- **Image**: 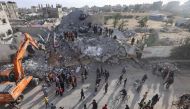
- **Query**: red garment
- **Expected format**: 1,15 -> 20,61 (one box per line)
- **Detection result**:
59,88 -> 64,93
102,106 -> 107,109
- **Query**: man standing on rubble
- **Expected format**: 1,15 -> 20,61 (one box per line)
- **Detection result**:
96,68 -> 100,78
100,27 -> 103,35
118,74 -> 123,84
105,27 -> 108,36
131,37 -> 135,45
84,68 -> 88,79
110,29 -> 114,37
122,67 -> 126,74
100,66 -> 103,76
124,77 -> 127,87
73,30 -> 78,39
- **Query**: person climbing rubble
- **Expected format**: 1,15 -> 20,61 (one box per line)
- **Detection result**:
131,37 -> 135,45
124,77 -> 127,87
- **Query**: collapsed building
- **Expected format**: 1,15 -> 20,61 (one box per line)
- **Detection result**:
0,10 -> 148,78
53,10 -> 142,64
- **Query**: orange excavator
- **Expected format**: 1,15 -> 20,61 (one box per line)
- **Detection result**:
0,33 -> 39,105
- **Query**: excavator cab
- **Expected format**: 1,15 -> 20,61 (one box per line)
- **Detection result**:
0,33 -> 39,105
0,69 -> 15,83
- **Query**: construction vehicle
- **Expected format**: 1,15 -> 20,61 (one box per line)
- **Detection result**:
0,33 -> 39,105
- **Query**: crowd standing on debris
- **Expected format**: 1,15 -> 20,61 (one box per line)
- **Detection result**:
61,22 -> 115,43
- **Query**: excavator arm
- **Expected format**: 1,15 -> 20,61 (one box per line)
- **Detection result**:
13,33 -> 38,82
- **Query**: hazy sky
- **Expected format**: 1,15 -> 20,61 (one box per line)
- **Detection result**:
2,0 -> 188,8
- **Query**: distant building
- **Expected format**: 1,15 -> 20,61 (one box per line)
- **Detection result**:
101,5 -> 112,12
40,4 -> 63,18
0,1 -> 19,19
141,4 -> 152,12
112,4 -> 123,12
0,11 -> 13,44
31,6 -> 38,13
164,1 -> 180,13
152,1 -> 163,10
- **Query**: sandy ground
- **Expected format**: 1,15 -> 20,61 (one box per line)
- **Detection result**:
0,60 -> 187,109
106,18 -> 165,30
142,46 -> 174,58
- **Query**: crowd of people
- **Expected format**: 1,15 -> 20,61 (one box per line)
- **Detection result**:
42,67 -> 86,109
39,63 -> 173,109
64,31 -> 78,41
152,63 -> 175,89
41,66 -> 112,109
138,92 -> 160,109
94,67 -> 110,94
92,24 -> 114,37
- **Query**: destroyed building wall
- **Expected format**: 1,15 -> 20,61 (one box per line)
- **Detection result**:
41,5 -> 63,18
60,10 -> 103,29
0,10 -> 13,44
0,1 -> 19,19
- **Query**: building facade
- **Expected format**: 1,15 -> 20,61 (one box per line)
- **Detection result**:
31,6 -> 39,13
0,11 -> 13,44
0,1 -> 19,19
40,4 -> 63,18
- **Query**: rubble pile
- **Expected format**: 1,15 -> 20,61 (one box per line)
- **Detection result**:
58,10 -> 103,32
60,10 -> 85,28
55,40 -> 79,64
123,29 -> 137,38
0,59 -> 49,79
72,37 -> 126,62
53,10 -> 141,64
